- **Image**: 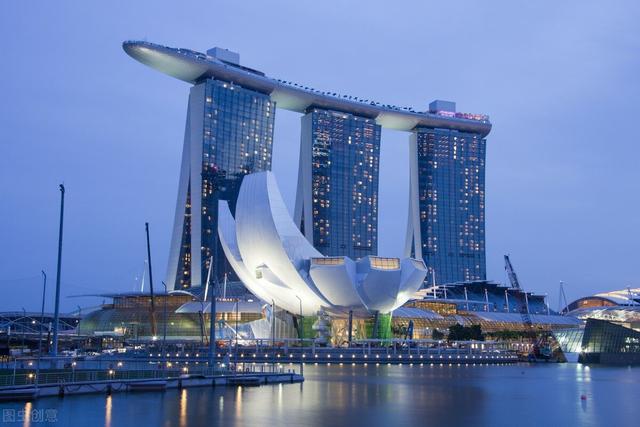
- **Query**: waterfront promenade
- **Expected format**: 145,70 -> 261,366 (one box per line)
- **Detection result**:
0,339 -> 516,400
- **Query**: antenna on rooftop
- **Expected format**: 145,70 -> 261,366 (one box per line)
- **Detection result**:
558,281 -> 569,313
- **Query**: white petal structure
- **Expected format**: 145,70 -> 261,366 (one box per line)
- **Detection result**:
218,171 -> 428,316
309,257 -> 361,308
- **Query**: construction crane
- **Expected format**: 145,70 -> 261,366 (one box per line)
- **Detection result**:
504,255 -> 532,326
504,255 -> 521,289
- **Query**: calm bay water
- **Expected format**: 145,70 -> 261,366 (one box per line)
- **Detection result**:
1,364 -> 638,426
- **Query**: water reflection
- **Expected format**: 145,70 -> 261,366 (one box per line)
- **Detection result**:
105,395 -> 112,427
16,365 -> 640,427
575,364 -> 593,425
235,386 -> 242,418
179,389 -> 187,427
277,383 -> 283,413
22,401 -> 31,427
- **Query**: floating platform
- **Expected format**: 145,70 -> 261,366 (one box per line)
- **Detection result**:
226,376 -> 262,387
128,380 -> 167,392
0,373 -> 304,401
0,388 -> 38,401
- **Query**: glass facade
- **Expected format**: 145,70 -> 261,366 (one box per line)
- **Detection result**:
176,79 -> 275,289
370,257 -> 400,270
415,128 -> 486,284
176,184 -> 192,288
78,294 -> 263,339
581,319 -> 640,354
555,319 -> 640,363
306,108 -> 381,259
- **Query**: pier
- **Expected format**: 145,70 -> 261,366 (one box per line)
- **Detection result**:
0,361 -> 303,401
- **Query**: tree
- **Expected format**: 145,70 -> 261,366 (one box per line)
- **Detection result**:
448,323 -> 466,341
432,329 -> 445,340
469,325 -> 484,341
447,323 -> 484,341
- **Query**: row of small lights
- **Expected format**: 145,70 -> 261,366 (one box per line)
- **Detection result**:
23,359 -> 509,382
20,349 -> 513,376
24,351 -> 513,369
234,362 -> 510,367
231,353 -> 513,360
146,353 -> 515,362
22,352 -> 514,381
149,353 -> 200,358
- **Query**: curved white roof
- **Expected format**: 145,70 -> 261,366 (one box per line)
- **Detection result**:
218,171 -> 427,315
234,171 -> 331,314
569,306 -> 640,323
594,288 -> 640,305
123,41 -> 491,135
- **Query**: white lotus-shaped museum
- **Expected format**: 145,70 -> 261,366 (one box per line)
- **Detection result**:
218,171 -> 427,316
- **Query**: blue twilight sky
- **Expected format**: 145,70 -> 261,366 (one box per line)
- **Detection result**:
1,1 -> 639,313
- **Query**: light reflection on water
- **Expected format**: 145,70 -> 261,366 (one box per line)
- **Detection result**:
22,401 -> 31,427
1,364 -> 639,427
179,389 -> 187,427
234,386 -> 242,419
105,395 -> 112,427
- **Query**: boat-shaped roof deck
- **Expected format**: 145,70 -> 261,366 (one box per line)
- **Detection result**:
123,40 -> 491,136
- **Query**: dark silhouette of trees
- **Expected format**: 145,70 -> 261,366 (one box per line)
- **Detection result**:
447,323 -> 484,341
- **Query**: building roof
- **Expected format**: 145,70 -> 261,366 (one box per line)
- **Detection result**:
0,312 -> 80,319
69,291 -> 170,298
568,306 -> 640,323
122,41 -> 491,136
175,300 -> 265,314
392,307 -> 444,320
593,288 -> 640,305
565,288 -> 640,313
468,311 -> 581,326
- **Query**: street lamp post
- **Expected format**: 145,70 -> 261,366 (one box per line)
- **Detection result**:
145,223 -> 157,338
161,281 -> 168,372
347,310 -> 353,348
51,184 -> 65,357
76,305 -> 81,337
36,271 -> 47,388
234,298 -> 239,370
21,308 -> 26,351
271,299 -> 276,372
206,256 -> 217,372
295,295 -> 303,376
